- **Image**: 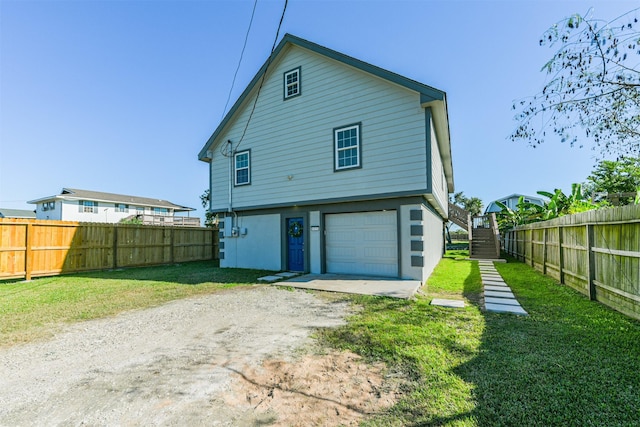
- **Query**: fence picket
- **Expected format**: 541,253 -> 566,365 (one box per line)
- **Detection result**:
502,205 -> 640,320
0,219 -> 218,280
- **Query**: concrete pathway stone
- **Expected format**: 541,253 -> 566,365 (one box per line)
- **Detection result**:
484,290 -> 516,299
477,261 -> 528,316
431,298 -> 465,308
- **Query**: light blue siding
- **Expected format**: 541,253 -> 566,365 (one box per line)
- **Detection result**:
209,45 -> 430,211
429,119 -> 448,216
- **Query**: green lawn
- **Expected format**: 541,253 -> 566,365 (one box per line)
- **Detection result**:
3,255 -> 640,425
0,261 -> 273,347
320,251 -> 640,426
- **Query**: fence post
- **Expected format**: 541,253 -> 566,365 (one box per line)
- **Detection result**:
586,224 -> 596,300
112,225 -> 118,270
542,227 -> 548,275
558,226 -> 564,284
170,227 -> 175,264
25,222 -> 33,281
530,229 -> 535,268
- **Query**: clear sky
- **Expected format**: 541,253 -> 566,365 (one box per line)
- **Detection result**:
1,0 -> 637,220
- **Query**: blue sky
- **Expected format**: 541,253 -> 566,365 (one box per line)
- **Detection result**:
1,0 -> 637,220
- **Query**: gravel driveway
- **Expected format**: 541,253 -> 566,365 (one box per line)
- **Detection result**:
0,286 -> 352,426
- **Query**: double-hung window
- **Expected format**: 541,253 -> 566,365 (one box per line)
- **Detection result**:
284,67 -> 301,99
79,200 -> 98,213
116,203 -> 128,213
334,123 -> 361,171
234,150 -> 251,186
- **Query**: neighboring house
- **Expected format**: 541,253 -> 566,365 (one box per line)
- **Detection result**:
0,208 -> 36,219
485,194 -> 545,214
198,34 -> 454,281
28,188 -> 199,226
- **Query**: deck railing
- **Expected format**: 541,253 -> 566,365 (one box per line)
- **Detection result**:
137,215 -> 201,227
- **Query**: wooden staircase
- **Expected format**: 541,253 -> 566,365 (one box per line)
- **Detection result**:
448,203 -> 501,259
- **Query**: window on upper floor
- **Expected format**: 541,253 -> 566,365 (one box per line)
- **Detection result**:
42,201 -> 55,211
154,207 -> 169,216
334,123 -> 361,171
79,200 -> 98,213
116,203 -> 129,213
234,150 -> 251,186
284,67 -> 301,99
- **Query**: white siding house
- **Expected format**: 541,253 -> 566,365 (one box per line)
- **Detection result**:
199,34 -> 454,282
28,188 -> 198,225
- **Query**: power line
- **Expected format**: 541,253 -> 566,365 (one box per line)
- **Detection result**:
224,0 -> 288,157
220,0 -> 258,122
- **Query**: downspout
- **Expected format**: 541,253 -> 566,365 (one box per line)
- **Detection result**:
226,140 -> 238,232
228,140 -> 233,214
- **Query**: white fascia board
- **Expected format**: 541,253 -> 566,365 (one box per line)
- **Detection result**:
421,99 -> 454,193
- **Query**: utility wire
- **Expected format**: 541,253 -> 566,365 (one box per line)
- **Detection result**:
225,0 -> 288,157
220,0 -> 258,122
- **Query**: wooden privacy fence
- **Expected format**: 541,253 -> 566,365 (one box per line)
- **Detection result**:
502,204 -> 640,320
0,219 -> 219,281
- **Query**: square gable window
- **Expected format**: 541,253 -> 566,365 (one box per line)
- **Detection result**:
284,67 -> 301,99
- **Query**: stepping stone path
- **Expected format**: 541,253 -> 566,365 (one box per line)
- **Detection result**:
477,260 -> 528,316
257,272 -> 300,282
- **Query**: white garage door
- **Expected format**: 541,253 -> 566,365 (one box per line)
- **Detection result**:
325,211 -> 398,277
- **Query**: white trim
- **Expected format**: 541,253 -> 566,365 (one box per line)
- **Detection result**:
234,150 -> 251,186
284,68 -> 300,99
334,124 -> 361,170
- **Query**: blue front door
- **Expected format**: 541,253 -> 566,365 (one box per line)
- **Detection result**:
287,217 -> 304,271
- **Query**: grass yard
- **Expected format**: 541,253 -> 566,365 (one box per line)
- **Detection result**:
3,253 -> 640,425
0,261 -> 273,347
320,250 -> 640,426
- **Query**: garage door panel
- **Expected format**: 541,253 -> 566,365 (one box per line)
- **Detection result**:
363,246 -> 396,258
364,230 -> 395,242
362,262 -> 397,277
325,211 -> 398,277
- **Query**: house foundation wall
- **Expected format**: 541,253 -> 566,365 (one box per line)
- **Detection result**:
219,214 -> 281,271
400,204 -> 444,282
218,198 -> 445,283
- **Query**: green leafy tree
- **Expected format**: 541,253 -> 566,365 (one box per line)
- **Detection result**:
495,196 -> 545,232
511,8 -> 640,158
447,192 -> 483,244
200,189 -> 217,228
584,157 -> 640,205
496,184 -> 604,231
451,192 -> 484,216
119,217 -> 142,225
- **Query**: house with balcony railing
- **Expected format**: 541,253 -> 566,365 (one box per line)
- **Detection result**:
28,188 -> 199,226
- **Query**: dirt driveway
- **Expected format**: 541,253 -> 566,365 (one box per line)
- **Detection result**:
0,286 -> 398,426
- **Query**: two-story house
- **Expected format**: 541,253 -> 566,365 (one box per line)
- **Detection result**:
198,34 -> 454,282
28,188 -> 198,226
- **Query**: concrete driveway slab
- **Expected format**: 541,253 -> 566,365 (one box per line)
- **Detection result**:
279,274 -> 421,299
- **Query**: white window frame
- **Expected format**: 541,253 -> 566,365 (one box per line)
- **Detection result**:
116,203 -> 129,213
234,150 -> 251,186
334,123 -> 361,171
284,67 -> 301,99
80,200 -> 98,214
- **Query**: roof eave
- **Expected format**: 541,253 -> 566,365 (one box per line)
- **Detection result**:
421,97 -> 454,193
198,33 -> 452,163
